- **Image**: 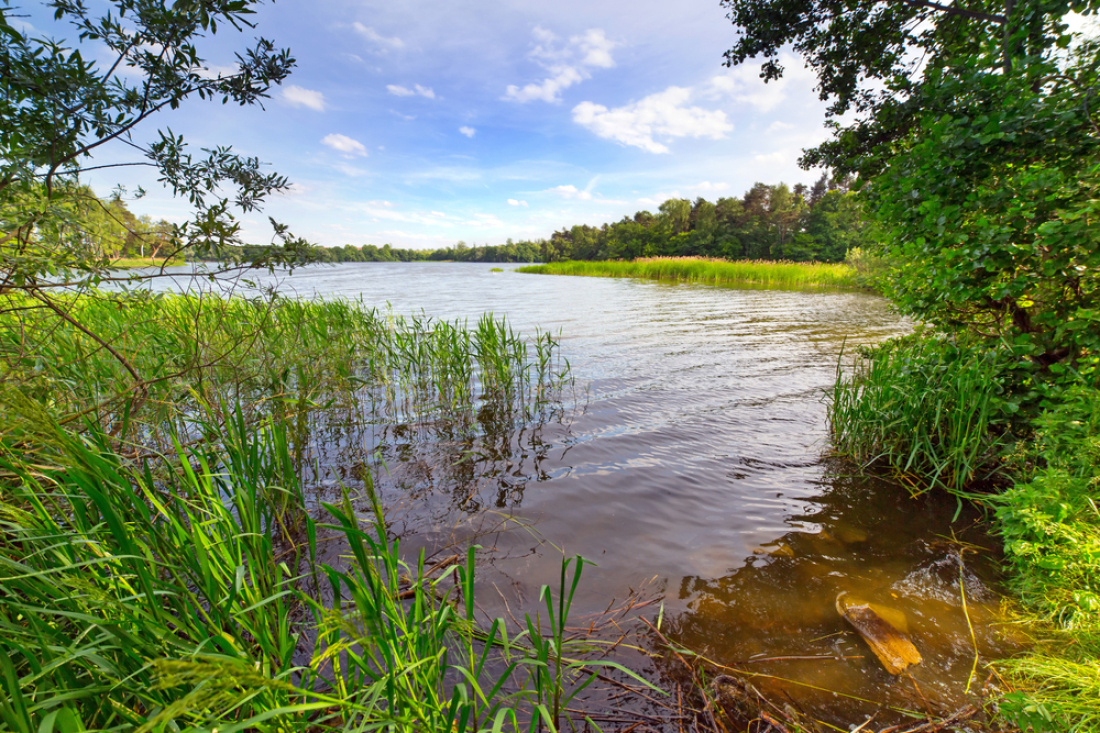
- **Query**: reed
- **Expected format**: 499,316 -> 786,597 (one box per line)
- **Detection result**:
828,333 -> 1013,494
0,409 -> 645,731
0,288 -> 626,731
517,257 -> 861,290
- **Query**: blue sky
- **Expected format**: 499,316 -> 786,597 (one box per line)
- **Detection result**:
37,0 -> 839,249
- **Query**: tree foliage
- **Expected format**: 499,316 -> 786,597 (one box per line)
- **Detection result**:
725,0 -> 1100,374
0,0 -> 315,404
0,0 -> 313,293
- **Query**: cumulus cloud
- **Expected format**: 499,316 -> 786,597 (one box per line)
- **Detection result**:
387,83 -> 435,99
459,126 -> 476,138
572,87 -> 732,154
353,23 -> 404,50
507,198 -> 529,207
548,184 -> 592,201
705,54 -> 815,113
282,85 -> 326,111
504,27 -> 617,104
322,133 -> 368,157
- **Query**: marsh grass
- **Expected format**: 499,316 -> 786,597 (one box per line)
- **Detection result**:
517,257 -> 860,291
0,411 -> 646,731
829,334 -> 1013,494
0,289 -> 631,731
0,291 -> 569,451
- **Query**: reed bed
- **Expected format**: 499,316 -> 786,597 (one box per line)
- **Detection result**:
0,289 -> 635,731
517,257 -> 860,291
828,334 -> 1013,494
0,291 -> 569,451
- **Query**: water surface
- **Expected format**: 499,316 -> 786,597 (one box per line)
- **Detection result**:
150,262 -> 1015,727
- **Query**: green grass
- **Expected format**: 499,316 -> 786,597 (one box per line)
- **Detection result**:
517,257 -> 861,290
829,333 -> 1015,493
0,289 -> 635,731
0,410 -> 641,731
109,256 -> 185,268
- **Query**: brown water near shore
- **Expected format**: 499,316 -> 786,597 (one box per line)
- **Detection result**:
154,262 -> 1021,728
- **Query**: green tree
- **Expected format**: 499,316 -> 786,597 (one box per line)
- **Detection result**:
725,0 -> 1100,372
1,0 -> 312,286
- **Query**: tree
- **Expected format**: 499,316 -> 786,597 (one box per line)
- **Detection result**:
722,0 -> 1097,175
1,0 -> 313,403
724,0 -> 1100,371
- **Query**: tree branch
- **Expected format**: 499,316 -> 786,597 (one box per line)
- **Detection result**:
892,0 -> 1005,25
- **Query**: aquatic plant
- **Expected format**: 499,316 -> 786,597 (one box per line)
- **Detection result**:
517,257 -> 860,291
0,406 -> 646,731
829,333 -> 1014,494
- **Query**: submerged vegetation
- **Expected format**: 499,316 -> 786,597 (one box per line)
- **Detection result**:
518,257 -> 860,291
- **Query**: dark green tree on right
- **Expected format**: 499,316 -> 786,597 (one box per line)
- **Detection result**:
724,0 -> 1100,374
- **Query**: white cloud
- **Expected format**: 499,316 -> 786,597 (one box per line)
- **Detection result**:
282,85 -> 326,111
507,198 -> 529,207
573,87 -> 732,154
353,23 -> 404,51
753,151 -> 787,165
336,163 -> 369,177
467,213 -> 505,229
459,126 -> 477,138
323,133 -> 369,157
705,55 -> 816,113
576,29 -> 616,69
767,121 -> 795,133
387,83 -> 435,99
505,27 -> 617,104
548,184 -> 592,201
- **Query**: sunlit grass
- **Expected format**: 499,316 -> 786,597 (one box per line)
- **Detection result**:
0,289 -> 632,731
518,257 -> 861,290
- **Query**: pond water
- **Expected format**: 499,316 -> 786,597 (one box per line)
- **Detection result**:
147,262 -> 1018,728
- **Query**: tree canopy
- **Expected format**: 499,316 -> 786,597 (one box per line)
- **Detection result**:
725,0 -> 1100,375
0,0 -> 313,295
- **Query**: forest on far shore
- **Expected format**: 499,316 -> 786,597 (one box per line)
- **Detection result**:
288,175 -> 872,265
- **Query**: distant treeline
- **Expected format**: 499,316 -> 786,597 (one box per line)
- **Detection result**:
297,176 -> 873,265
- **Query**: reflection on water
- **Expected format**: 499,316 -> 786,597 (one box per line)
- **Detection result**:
148,262 -> 1017,726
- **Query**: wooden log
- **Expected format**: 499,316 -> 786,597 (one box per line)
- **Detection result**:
836,592 -> 922,675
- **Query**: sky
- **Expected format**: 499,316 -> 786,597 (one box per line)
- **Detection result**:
27,0 -> 841,250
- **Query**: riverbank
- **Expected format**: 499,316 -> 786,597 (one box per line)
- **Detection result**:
517,257 -> 862,290
831,333 -> 1100,731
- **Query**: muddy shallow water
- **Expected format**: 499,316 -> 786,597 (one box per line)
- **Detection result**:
153,262 -> 1019,727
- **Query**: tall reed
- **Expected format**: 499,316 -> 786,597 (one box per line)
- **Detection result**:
518,257 -> 860,290
0,410 -> 647,731
828,334 -> 1013,493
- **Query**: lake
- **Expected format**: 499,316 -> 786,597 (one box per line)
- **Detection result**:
147,261 -> 1017,727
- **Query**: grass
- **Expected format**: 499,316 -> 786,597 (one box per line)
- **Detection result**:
0,288 -> 640,731
0,410 -> 640,731
109,256 -> 185,268
829,334 -> 1100,731
517,257 -> 861,291
829,333 -> 1015,493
